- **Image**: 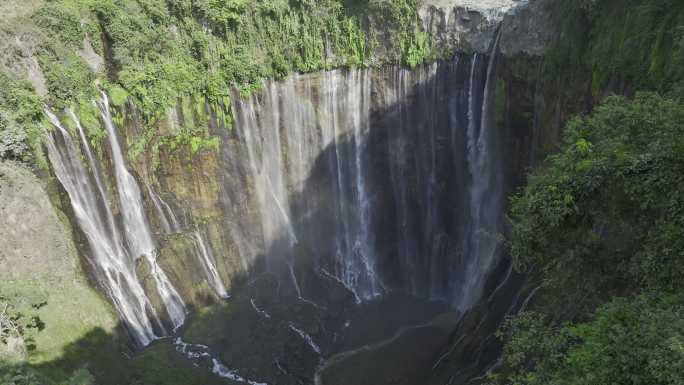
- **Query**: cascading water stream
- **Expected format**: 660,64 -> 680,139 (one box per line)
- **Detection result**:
231,71 -> 384,301
66,108 -> 119,245
386,67 -> 420,295
226,53 -> 505,309
174,338 -> 270,385
45,92 -> 196,346
193,230 -> 229,298
147,184 -> 182,234
96,92 -> 187,331
288,323 -> 322,355
44,110 -> 161,347
321,69 -> 383,300
459,27 -> 504,310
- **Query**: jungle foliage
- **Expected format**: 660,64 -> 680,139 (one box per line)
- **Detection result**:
490,94 -> 684,384
490,294 -> 684,385
0,0 -> 434,166
488,1 -> 684,383
511,93 -> 684,309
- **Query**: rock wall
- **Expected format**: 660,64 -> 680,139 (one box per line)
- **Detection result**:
39,45 -> 554,334
419,0 -> 555,55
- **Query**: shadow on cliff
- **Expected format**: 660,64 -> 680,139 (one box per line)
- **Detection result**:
240,53 -> 538,384
24,50 -> 543,385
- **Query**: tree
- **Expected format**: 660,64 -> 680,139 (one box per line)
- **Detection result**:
509,93 -> 684,313
489,294 -> 684,385
490,93 -> 684,384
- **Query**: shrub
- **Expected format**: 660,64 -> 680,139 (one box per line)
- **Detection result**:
0,116 -> 30,161
510,93 -> 684,310
490,294 -> 684,385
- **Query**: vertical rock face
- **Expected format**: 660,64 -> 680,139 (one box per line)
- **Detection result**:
194,53 -> 512,310
419,0 -> 554,55
41,0 -> 554,351
45,49 -> 536,349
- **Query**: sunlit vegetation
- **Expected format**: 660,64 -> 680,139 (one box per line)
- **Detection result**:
490,94 -> 684,384
0,0 -> 434,166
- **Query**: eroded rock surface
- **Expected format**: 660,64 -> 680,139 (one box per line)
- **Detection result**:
419,0 -> 554,55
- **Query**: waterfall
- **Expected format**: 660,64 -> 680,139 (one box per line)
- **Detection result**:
147,184 -> 182,234
43,44 -> 508,358
322,69 -> 383,300
45,110 -> 161,346
231,69 -> 383,301
193,230 -> 229,298
288,323 -> 321,355
46,94 -> 191,345
96,92 -> 187,331
227,54 -> 505,308
235,85 -> 298,254
459,28 -> 504,310
386,67 -> 419,295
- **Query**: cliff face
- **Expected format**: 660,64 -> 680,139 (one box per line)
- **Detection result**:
42,56 -> 545,385
0,0 -> 574,383
38,0 -> 554,321
419,0 -> 555,55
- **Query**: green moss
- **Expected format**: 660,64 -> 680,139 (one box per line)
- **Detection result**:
401,30 -> 431,68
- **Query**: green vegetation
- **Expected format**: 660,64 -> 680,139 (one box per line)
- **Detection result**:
0,259 -> 118,385
490,94 -> 684,383
487,3 -> 684,382
0,160 -> 120,384
490,294 -> 684,385
0,0 -> 434,167
510,93 -> 684,309
543,0 -> 684,96
0,290 -> 46,362
0,74 -> 46,166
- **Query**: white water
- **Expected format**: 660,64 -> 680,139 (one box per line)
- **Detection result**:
212,359 -> 270,385
250,298 -> 271,319
320,69 -> 384,300
147,185 -> 182,234
288,323 -> 322,355
45,110 -> 160,346
173,338 -> 270,385
231,70 -> 384,301
343,70 -> 383,299
193,230 -> 229,298
460,28 -> 504,310
174,337 -> 211,359
96,92 -> 187,331
227,56 -> 505,308
385,67 -> 419,295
